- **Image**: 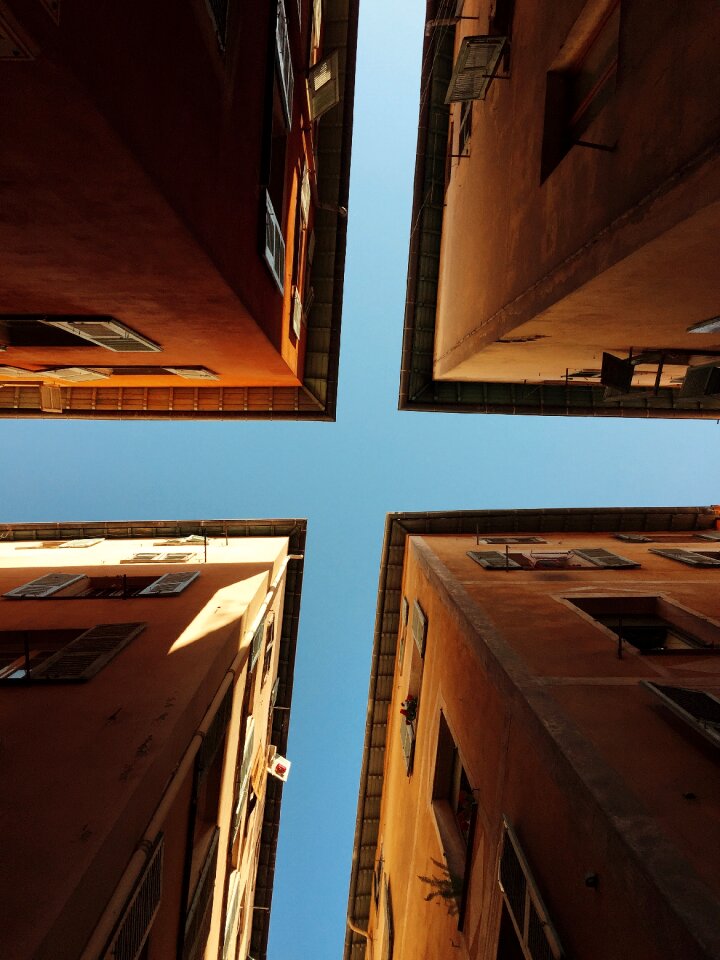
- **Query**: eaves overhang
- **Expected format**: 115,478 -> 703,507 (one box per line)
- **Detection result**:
343,505 -> 719,960
399,7 -> 720,419
1,517 -> 306,960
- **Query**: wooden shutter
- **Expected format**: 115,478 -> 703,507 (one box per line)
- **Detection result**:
31,622 -> 146,681
42,318 -> 160,352
232,716 -> 255,842
498,818 -> 564,960
46,367 -> 109,382
300,164 -> 311,226
102,833 -> 163,960
58,538 -> 104,548
182,827 -> 220,960
164,367 -> 219,381
382,878 -> 394,960
222,870 -> 242,960
291,288 -> 303,339
4,572 -> 86,598
480,537 -> 546,544
196,684 -> 233,789
572,548 -> 639,568
445,36 -> 507,103
411,600 -> 427,657
275,0 -> 293,127
467,550 -> 522,570
614,534 -> 652,543
308,50 -> 340,120
250,620 -> 264,670
650,548 -> 720,567
138,571 -> 199,596
695,532 -> 720,542
400,716 -> 415,775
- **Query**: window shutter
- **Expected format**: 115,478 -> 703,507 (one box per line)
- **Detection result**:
308,50 -> 340,120
4,572 -> 87,598
614,534 -> 652,543
650,548 -> 720,567
196,684 -> 233,788
695,532 -> 720,542
445,36 -> 508,103
182,827 -> 220,960
31,622 -> 146,681
572,548 -> 639,568
139,571 -> 200,596
42,319 -> 160,352
46,367 -> 109,382
101,833 -> 164,960
411,600 -> 427,657
58,538 -> 104,548
643,682 -> 720,748
275,0 -> 294,127
250,620 -> 264,670
467,550 -> 522,570
207,0 -> 229,45
40,384 -> 63,413
291,288 -> 303,339
498,818 -> 565,960
163,367 -> 219,380
480,537 -> 546,544
400,714 -> 415,775
264,190 -> 286,294
300,164 -> 311,226
222,870 -> 242,960
232,716 -> 255,842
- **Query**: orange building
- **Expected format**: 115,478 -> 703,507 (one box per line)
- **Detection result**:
0,0 -> 358,419
401,1 -> 720,418
346,508 -> 720,960
0,518 -> 305,960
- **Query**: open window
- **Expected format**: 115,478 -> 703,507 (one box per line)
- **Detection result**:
468,547 -> 637,570
398,601 -> 428,775
497,818 -> 564,959
567,595 -> 720,654
541,0 -> 620,179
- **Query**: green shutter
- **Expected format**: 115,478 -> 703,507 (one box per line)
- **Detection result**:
4,572 -> 86,598
650,548 -> 720,567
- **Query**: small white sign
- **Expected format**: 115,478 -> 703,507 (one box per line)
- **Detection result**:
268,753 -> 292,782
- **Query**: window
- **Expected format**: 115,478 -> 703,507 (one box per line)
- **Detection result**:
458,100 -> 473,156
373,847 -> 384,909
567,596 -> 720,654
262,612 -> 276,683
249,619 -> 264,671
541,0 -> 620,179
411,600 -> 427,656
642,682 -> 720,749
615,533 -> 720,544
478,537 -> 546,545
264,188 -> 286,294
468,547 -> 637,570
222,870 -> 243,960
397,596 -> 408,675
4,571 -> 198,599
206,0 -> 229,47
0,622 -> 146,681
0,315 -> 160,351
431,713 -> 476,909
231,716 -> 256,847
102,833 -> 164,960
275,0 -> 294,127
650,548 -> 720,568
497,818 -> 564,959
381,877 -> 394,960
399,600 -> 428,775
122,551 -> 196,563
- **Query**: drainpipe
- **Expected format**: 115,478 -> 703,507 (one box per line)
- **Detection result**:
78,554 -> 301,959
346,918 -> 369,940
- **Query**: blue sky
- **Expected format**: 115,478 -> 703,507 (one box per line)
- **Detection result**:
2,1 -> 720,958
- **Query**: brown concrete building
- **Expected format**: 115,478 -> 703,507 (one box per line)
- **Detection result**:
346,508 -> 720,960
0,0 -> 358,420
401,1 -> 720,418
0,518 -> 305,960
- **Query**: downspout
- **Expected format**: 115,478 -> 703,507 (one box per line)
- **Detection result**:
78,554 -> 302,960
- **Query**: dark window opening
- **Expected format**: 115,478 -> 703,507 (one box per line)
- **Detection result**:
541,0 -> 620,180
267,84 -> 289,224
468,547 -> 637,570
0,629 -> 85,680
459,100 -> 473,155
495,901 -> 525,960
0,315 -> 119,348
568,595 -> 720,654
